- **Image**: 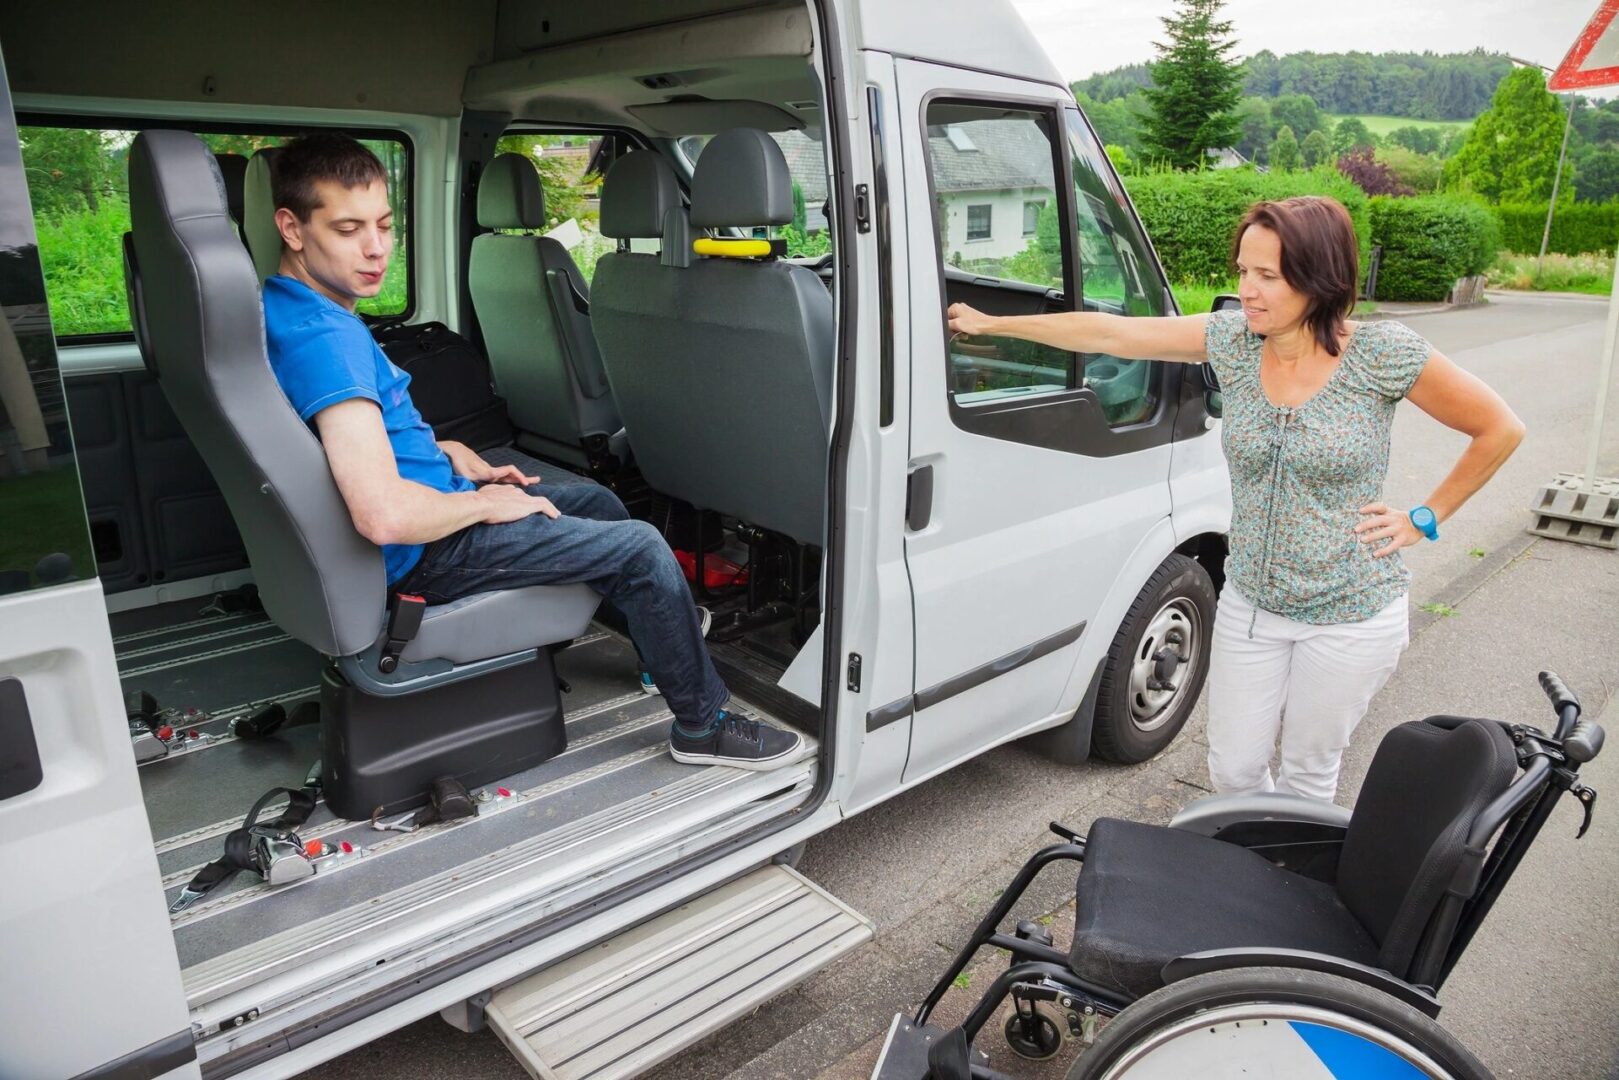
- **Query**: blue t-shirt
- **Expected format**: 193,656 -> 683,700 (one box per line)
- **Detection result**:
261,275 -> 474,585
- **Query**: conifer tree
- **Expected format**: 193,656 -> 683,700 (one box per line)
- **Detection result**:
1141,0 -> 1244,169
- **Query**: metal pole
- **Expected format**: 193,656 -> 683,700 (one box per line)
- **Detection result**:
1581,241 -> 1619,495
1538,91 -> 1578,280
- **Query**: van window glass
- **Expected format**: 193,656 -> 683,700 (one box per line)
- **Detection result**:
492,132 -> 619,281
923,102 -> 1074,405
1,117 -> 96,589
19,125 -> 411,338
676,131 -> 833,259
1066,109 -> 1168,427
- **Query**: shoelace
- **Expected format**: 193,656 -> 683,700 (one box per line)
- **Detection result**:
720,712 -> 762,745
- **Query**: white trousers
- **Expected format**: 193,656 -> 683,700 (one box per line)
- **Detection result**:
1206,587 -> 1410,803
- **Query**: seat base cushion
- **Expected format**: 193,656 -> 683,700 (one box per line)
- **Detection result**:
1071,817 -> 1380,1001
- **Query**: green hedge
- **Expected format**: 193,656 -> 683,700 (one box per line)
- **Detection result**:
1369,195 -> 1500,301
1122,167 -> 1370,285
1496,201 -> 1619,257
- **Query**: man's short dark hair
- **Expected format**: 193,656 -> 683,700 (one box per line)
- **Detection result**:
271,133 -> 387,223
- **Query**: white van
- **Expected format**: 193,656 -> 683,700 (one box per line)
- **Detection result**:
0,3 -> 1230,1077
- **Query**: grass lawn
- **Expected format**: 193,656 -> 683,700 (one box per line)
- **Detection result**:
1328,114 -> 1470,137
0,465 -> 96,585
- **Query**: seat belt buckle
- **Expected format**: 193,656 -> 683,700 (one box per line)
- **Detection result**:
378,593 -> 427,674
253,828 -> 317,886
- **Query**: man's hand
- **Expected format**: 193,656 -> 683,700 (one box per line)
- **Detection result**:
476,484 -> 560,525
947,302 -> 997,338
1354,502 -> 1422,558
439,439 -> 538,486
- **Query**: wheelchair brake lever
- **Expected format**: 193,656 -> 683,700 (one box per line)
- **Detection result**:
1573,784 -> 1597,839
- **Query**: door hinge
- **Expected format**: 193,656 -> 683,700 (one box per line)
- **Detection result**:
846,653 -> 863,692
854,183 -> 872,234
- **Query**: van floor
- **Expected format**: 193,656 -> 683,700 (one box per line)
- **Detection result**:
113,597 -> 817,1013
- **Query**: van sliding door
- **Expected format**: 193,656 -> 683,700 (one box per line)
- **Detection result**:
0,48 -> 195,1080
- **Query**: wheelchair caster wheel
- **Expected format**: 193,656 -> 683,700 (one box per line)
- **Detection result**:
1004,1010 -> 1062,1060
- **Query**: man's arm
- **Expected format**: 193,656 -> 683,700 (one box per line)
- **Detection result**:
314,399 -> 557,545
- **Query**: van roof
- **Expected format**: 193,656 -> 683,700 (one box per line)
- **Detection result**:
1,0 -> 1068,127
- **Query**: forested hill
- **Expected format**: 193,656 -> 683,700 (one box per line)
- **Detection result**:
1073,50 -> 1514,121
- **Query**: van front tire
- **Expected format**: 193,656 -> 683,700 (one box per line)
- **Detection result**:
1091,553 -> 1215,765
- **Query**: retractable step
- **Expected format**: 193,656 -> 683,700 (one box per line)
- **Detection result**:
486,865 -> 873,1080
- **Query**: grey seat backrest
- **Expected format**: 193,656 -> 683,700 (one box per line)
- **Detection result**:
592,132 -> 834,545
470,153 -> 617,467
127,130 -> 386,656
214,152 -> 248,230
242,146 -> 283,282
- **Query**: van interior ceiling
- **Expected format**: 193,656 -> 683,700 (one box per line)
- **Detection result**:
5,0 -> 843,1045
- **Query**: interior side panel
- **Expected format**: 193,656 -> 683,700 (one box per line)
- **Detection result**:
125,372 -> 249,584
63,372 -> 150,591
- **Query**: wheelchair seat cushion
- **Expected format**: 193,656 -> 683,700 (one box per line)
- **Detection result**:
1070,817 -> 1380,1000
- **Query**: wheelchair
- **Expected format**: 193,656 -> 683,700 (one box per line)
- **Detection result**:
872,671 -> 1604,1080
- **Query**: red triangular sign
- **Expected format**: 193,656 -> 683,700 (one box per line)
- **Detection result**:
1551,0 -> 1619,90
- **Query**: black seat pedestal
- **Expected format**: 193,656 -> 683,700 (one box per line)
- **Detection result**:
319,654 -> 566,820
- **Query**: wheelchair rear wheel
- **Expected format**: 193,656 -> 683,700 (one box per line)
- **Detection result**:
1065,967 -> 1493,1080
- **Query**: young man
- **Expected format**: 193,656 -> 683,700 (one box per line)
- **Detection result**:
260,132 -> 802,771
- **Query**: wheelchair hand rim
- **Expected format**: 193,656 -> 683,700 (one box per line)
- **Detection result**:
1094,1001 -> 1459,1080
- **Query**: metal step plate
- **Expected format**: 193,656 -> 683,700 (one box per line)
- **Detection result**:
486,865 -> 873,1080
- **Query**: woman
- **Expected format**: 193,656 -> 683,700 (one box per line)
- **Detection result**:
946,196 -> 1523,802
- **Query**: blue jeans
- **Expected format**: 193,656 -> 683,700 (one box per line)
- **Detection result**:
397,469 -> 728,729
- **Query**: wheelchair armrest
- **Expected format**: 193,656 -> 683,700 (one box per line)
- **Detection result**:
1162,948 -> 1441,1018
1170,791 -> 1352,837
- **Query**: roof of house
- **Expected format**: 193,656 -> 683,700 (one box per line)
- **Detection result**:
927,121 -> 1054,194
775,128 -> 829,203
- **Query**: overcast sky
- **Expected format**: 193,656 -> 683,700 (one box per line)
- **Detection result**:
1009,0 -> 1605,89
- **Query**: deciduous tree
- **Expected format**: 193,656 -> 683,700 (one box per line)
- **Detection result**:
1443,67 -> 1568,203
1269,125 -> 1300,172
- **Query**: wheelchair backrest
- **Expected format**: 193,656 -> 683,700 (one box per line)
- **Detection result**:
1336,716 -> 1518,981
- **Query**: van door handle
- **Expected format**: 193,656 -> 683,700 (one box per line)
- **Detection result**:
906,465 -> 934,531
0,678 -> 43,801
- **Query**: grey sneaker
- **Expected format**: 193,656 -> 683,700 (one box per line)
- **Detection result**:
669,707 -> 804,771
639,606 -> 712,696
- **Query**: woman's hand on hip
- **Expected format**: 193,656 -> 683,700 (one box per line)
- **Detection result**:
1354,502 -> 1422,557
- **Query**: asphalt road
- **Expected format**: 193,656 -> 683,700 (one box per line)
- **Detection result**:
301,291 -> 1619,1080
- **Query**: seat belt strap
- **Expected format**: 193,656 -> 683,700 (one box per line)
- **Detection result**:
170,785 -> 320,914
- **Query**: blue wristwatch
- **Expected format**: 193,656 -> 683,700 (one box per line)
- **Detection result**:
1409,505 -> 1439,541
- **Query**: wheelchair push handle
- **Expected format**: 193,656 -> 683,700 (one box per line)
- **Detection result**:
1539,671 -> 1579,724
1564,720 -> 1605,764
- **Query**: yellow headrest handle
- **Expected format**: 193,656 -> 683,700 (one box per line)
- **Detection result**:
693,237 -> 777,258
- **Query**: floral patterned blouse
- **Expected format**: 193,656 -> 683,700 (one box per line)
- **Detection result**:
1204,310 -> 1432,626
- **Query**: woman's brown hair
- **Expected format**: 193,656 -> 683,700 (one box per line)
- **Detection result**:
1232,196 -> 1359,356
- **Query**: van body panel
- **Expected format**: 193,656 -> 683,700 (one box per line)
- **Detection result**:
1170,418 -> 1234,546
850,0 -> 1067,91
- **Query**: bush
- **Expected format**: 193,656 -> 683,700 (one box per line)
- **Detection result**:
1496,201 -> 1619,257
34,196 -> 133,336
1337,148 -> 1413,197
1487,251 -> 1613,295
1122,166 -> 1370,284
1376,146 -> 1442,194
1369,195 -> 1500,301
